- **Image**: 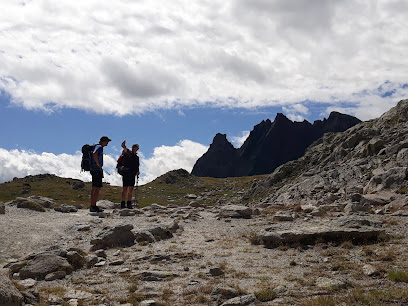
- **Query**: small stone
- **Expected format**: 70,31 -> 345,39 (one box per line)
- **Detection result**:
209,267 -> 225,277
45,271 -> 67,281
362,264 -> 379,276
18,278 -> 36,288
109,260 -> 124,266
140,300 -> 157,306
95,250 -> 107,258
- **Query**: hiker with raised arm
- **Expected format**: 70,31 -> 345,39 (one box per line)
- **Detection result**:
117,140 -> 140,209
90,136 -> 111,212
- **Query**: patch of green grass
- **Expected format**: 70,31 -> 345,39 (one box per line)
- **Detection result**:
254,288 -> 278,302
301,288 -> 408,305
0,172 -> 264,208
388,270 -> 408,283
248,232 -> 262,245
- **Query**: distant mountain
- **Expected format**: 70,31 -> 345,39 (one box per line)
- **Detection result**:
191,112 -> 361,178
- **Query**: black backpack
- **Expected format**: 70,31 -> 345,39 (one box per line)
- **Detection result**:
116,152 -> 129,176
81,144 -> 95,171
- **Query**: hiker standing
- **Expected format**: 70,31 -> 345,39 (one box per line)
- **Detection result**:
90,136 -> 111,212
119,140 -> 140,209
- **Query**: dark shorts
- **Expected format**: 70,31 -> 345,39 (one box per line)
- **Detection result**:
122,175 -> 136,187
91,171 -> 103,187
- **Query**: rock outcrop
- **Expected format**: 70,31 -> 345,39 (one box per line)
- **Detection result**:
0,270 -> 24,306
192,111 -> 361,178
245,99 -> 408,211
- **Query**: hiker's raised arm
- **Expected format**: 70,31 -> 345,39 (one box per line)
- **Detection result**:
121,140 -> 129,153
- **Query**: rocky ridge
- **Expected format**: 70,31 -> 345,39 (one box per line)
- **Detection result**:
245,99 -> 408,212
192,111 -> 361,178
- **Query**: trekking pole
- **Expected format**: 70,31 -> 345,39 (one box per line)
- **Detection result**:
102,168 -> 111,176
132,175 -> 139,208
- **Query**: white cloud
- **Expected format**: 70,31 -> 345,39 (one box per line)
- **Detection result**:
0,140 -> 208,186
230,131 -> 250,148
0,0 -> 406,118
282,103 -> 309,121
139,140 -> 208,184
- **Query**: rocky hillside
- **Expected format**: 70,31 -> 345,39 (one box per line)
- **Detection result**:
245,99 -> 408,211
192,111 -> 361,178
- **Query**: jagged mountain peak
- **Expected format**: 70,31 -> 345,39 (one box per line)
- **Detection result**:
192,110 -> 361,178
209,133 -> 235,151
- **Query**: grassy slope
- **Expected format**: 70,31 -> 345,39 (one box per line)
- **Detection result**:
0,172 -> 264,208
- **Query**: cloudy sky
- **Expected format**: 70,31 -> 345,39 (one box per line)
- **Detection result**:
0,0 -> 407,186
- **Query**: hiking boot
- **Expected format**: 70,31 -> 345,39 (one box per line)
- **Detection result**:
120,201 -> 126,209
90,205 -> 104,213
126,201 -> 133,209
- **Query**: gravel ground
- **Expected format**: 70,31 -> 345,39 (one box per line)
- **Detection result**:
1,204 -> 408,305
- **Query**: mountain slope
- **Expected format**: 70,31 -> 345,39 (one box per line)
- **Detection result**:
245,99 -> 408,208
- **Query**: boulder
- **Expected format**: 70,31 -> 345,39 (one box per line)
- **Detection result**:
273,211 -> 294,222
209,267 -> 225,276
211,286 -> 240,303
96,200 -> 116,209
66,251 -> 86,270
133,221 -> 179,243
0,270 -> 24,306
218,205 -> 252,219
360,192 -> 396,206
344,203 -> 371,214
363,138 -> 385,156
259,218 -> 384,248
18,253 -> 73,280
0,203 -> 5,214
362,264 -> 379,276
14,196 -> 56,211
90,224 -> 135,250
364,167 -> 407,193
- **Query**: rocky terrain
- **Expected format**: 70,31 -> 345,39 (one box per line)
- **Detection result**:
1,100 -> 408,305
192,112 -> 360,178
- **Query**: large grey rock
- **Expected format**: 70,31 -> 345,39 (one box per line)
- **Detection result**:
66,251 -> 86,270
211,286 -> 240,303
0,270 -> 24,306
14,195 -> 56,211
259,219 -> 384,248
218,205 -> 252,219
18,253 -> 73,280
0,203 -> 5,214
90,224 -> 135,250
344,202 -> 371,214
133,221 -> 179,243
364,167 -> 407,193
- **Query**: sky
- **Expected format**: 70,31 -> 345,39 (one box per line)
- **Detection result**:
0,0 -> 407,186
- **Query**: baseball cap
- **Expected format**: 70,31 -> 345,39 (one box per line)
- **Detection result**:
100,136 -> 112,142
